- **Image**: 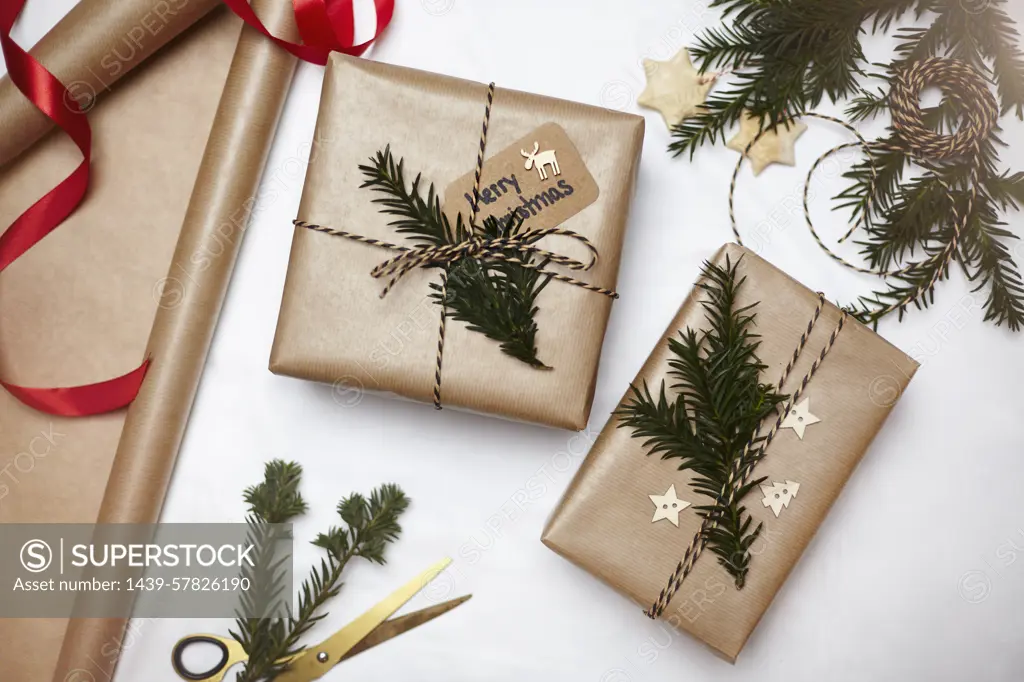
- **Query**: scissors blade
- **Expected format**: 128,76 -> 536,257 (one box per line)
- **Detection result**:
276,558 -> 452,682
339,594 -> 471,663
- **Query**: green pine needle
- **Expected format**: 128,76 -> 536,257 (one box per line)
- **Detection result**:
360,147 -> 551,367
232,461 -> 409,682
676,0 -> 1024,331
615,257 -> 787,589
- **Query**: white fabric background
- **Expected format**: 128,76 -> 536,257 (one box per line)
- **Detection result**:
9,1 -> 1024,680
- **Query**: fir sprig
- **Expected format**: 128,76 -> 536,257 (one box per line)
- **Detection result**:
360,147 -> 552,367
675,0 -> 1024,331
616,258 -> 787,588
439,214 -> 552,368
231,461 -> 408,682
358,147 -> 469,247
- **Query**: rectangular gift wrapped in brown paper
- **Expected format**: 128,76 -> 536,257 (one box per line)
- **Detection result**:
542,243 -> 919,662
270,54 -> 645,430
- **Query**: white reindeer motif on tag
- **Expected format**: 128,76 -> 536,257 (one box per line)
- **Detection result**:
521,141 -> 561,181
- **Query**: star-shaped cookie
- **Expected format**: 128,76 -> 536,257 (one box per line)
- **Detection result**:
727,111 -> 808,175
638,48 -> 717,129
780,398 -> 820,440
649,484 -> 691,526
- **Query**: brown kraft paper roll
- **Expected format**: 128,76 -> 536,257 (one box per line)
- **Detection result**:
0,8 -> 241,681
48,2 -> 300,681
0,0 -> 221,168
543,243 -> 919,662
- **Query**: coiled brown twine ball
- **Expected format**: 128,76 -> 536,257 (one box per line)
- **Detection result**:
890,57 -> 998,161
730,57 -> 1001,323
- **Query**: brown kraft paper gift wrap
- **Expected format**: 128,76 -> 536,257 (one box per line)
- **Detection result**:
271,54 -> 645,430
0,2 -> 299,681
542,243 -> 919,662
0,0 -> 222,167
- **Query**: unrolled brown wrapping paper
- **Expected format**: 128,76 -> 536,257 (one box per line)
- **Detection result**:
542,243 -> 919,662
0,9 -> 239,681
271,55 -> 645,430
0,0 -> 221,168
0,1 -> 299,681
52,2 -> 300,681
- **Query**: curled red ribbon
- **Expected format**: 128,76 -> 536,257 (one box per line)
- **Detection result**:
0,0 -> 392,416
0,0 -> 148,416
223,0 -> 395,65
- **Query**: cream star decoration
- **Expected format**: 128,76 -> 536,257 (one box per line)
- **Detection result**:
780,398 -> 820,440
638,48 -> 717,129
726,111 -> 807,175
649,484 -> 691,526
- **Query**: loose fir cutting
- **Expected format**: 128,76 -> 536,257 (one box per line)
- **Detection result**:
232,460 -> 409,682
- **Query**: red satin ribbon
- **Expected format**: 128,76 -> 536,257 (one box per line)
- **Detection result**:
0,0 -> 393,416
0,0 -> 149,416
223,0 -> 395,65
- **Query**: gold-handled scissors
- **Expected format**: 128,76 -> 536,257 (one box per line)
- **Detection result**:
171,558 -> 468,682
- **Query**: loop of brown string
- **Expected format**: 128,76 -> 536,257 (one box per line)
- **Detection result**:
729,57 -> 999,323
889,57 -> 997,160
297,83 -> 617,409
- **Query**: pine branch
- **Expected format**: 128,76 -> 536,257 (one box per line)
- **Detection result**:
960,194 -> 1024,331
834,141 -> 908,234
616,380 -> 703,464
360,149 -> 553,368
985,171 -> 1024,210
243,460 -> 309,524
616,258 -> 787,588
846,83 -> 892,123
867,0 -> 932,32
232,463 -> 408,682
438,213 -> 552,368
849,244 -> 953,327
986,5 -> 1024,118
232,461 -> 308,681
668,78 -> 759,158
861,174 -> 952,271
673,0 -> 880,158
686,0 -> 1024,330
359,147 -> 468,247
894,19 -> 950,67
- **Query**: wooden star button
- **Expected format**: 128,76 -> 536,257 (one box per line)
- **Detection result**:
779,398 -> 820,440
727,111 -> 808,175
649,484 -> 691,526
638,48 -> 717,129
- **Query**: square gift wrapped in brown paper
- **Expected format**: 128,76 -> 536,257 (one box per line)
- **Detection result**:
542,243 -> 919,661
271,54 -> 644,430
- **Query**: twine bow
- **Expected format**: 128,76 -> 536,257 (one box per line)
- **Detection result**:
302,226 -> 605,300
730,57 -> 999,322
296,83 -> 616,409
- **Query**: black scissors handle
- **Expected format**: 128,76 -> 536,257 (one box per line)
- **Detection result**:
171,635 -> 231,681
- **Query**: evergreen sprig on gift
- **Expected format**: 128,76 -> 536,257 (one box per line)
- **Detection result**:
616,258 -> 787,588
359,148 -> 552,367
672,0 -> 1024,330
232,460 -> 408,682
